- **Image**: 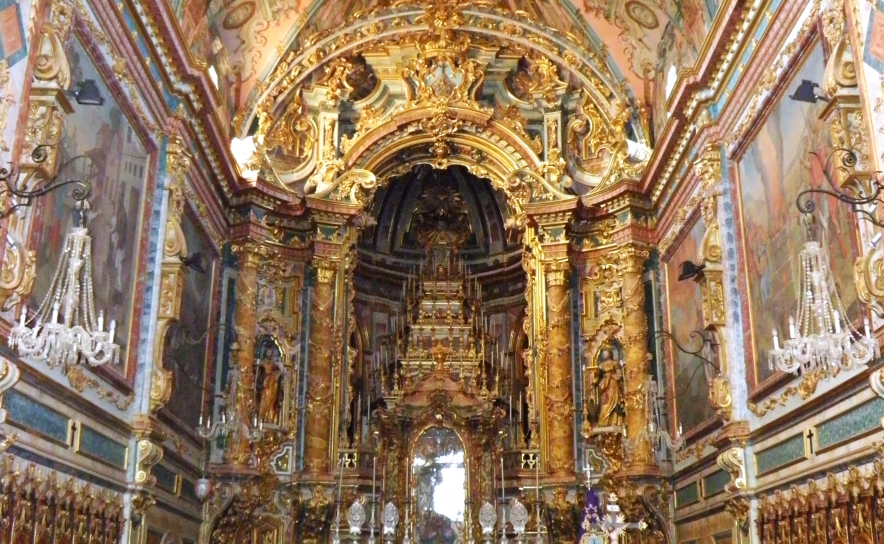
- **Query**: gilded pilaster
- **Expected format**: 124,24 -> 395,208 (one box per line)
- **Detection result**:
303,255 -> 338,474
524,197 -> 577,479
150,136 -> 191,412
692,143 -> 732,421
543,258 -> 573,475
618,244 -> 657,476
225,242 -> 264,465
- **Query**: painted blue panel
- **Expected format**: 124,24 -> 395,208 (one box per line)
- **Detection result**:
153,463 -> 178,493
703,470 -> 730,497
676,482 -> 700,506
755,433 -> 805,475
3,389 -> 69,444
78,426 -> 127,469
817,397 -> 884,450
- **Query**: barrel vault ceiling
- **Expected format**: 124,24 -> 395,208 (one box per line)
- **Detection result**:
175,0 -> 723,129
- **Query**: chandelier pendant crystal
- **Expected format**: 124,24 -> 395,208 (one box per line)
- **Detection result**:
9,217 -> 120,368
769,240 -> 874,375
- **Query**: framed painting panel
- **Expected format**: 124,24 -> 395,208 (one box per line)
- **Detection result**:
663,215 -> 716,434
164,209 -> 218,427
733,39 -> 861,396
28,32 -> 153,384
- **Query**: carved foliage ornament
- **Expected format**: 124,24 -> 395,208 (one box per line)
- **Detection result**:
263,94 -> 317,171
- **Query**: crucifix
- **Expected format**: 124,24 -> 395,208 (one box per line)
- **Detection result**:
599,493 -> 647,544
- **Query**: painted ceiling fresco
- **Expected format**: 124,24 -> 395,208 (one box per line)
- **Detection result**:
173,0 -> 722,122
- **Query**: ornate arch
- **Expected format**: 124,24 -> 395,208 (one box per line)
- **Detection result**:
238,4 -> 630,142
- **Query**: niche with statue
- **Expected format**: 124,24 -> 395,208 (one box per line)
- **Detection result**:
585,340 -> 625,430
254,334 -> 287,428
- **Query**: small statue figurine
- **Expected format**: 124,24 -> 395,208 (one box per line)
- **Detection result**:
257,354 -> 282,424
596,344 -> 624,428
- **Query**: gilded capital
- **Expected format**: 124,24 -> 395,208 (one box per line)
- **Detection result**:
693,143 -> 721,191
314,258 -> 337,284
544,259 -> 570,287
616,245 -> 649,275
231,242 -> 269,270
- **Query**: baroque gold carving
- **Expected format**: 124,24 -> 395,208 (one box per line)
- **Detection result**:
566,91 -> 621,177
871,369 -> 884,428
0,60 -> 15,153
0,456 -> 124,543
134,439 -> 163,486
263,93 -> 317,168
748,368 -> 824,417
717,447 -> 747,492
64,365 -> 133,410
523,54 -> 567,104
33,0 -> 72,86
0,230 -> 36,311
493,104 -> 542,154
757,463 -> 884,544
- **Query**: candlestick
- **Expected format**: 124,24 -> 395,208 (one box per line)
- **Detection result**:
500,457 -> 505,501
335,454 -> 345,543
535,451 -> 539,502
369,455 -> 377,544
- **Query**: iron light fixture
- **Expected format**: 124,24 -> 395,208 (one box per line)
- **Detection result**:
677,260 -> 705,281
790,79 -> 829,104
70,80 -> 104,106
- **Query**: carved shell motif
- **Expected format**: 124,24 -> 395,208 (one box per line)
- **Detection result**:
347,500 -> 366,535
510,498 -> 529,534
382,502 -> 399,535
478,501 -> 497,534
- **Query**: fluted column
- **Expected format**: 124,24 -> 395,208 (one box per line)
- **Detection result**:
543,258 -> 573,475
304,257 -> 337,474
619,244 -> 658,476
224,243 -> 262,465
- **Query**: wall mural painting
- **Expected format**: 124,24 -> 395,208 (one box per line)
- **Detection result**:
736,43 -> 859,388
664,217 -> 715,432
165,211 -> 217,427
29,35 -> 149,381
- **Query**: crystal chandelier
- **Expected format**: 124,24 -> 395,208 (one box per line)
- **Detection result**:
9,211 -> 120,367
769,240 -> 874,375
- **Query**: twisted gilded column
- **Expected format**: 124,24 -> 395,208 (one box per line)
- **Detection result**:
304,257 -> 337,474
225,243 -> 262,465
544,258 -> 573,475
619,244 -> 657,476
